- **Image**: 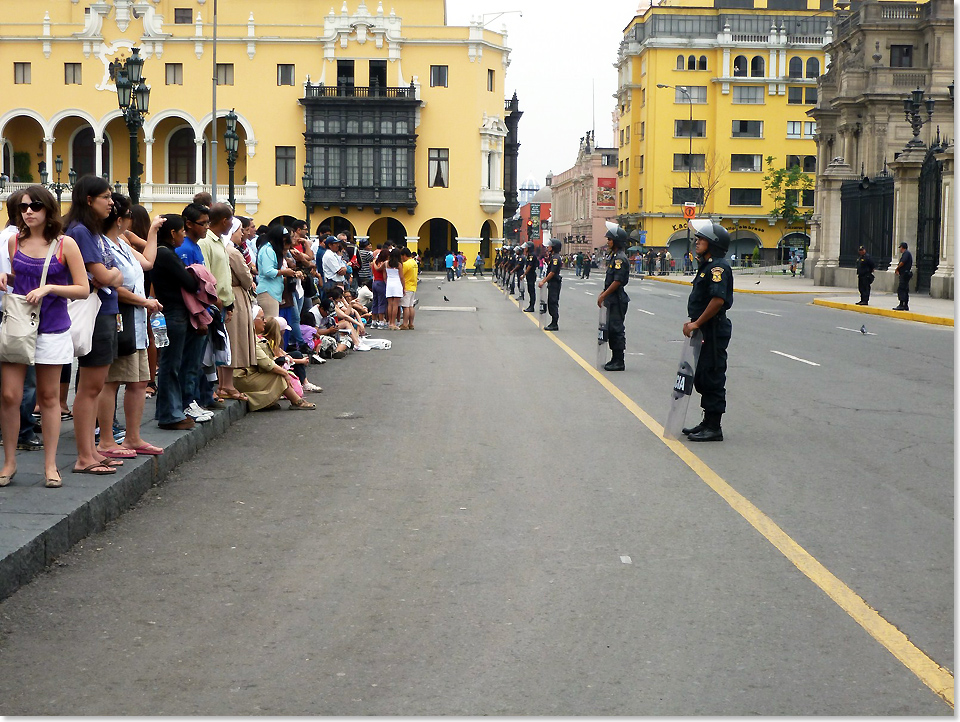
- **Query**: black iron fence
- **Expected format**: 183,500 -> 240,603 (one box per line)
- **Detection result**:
840,175 -> 894,269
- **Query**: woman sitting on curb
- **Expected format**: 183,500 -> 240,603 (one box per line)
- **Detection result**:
233,308 -> 315,411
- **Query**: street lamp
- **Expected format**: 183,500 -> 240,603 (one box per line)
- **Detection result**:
38,161 -> 48,187
224,108 -> 239,210
302,161 -> 313,236
903,87 -> 936,149
48,155 -> 76,208
114,47 -> 151,203
658,83 -> 695,259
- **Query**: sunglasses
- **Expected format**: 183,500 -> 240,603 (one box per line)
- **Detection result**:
18,201 -> 45,213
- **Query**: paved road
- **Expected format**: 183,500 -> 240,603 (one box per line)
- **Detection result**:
0,274 -> 951,715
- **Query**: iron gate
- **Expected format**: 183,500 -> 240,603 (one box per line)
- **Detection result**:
839,175 -> 894,269
915,146 -> 943,293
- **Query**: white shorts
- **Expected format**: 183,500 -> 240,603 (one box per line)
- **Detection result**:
35,330 -> 74,366
400,291 -> 417,308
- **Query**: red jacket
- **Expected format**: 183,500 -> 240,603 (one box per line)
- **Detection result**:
182,263 -> 219,329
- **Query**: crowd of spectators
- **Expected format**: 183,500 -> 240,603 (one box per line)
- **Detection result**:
0,187 -> 421,488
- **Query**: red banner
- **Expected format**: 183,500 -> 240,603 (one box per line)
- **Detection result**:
597,178 -> 616,208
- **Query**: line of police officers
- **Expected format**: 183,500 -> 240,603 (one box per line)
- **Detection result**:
494,219 -> 733,442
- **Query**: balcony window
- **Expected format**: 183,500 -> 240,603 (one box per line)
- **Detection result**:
276,146 -> 296,186
675,119 -> 706,137
673,154 -> 705,172
806,57 -> 820,78
428,148 -> 449,188
731,154 -> 762,172
730,188 -> 762,205
733,86 -> 764,104
750,56 -> 765,77
890,45 -> 913,68
788,57 -> 803,78
732,120 -> 762,138
733,55 -> 748,77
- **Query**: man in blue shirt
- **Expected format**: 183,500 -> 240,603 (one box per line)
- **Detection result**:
445,251 -> 455,282
178,203 -> 216,421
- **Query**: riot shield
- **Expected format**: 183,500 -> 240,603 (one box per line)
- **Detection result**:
517,272 -> 525,304
662,329 -> 703,440
538,284 -> 548,328
596,305 -> 609,370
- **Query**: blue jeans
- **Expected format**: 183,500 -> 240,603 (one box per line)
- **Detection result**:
18,365 -> 38,442
155,307 -> 203,424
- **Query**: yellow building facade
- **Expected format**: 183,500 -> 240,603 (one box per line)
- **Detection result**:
616,0 -> 830,261
0,1 -> 514,261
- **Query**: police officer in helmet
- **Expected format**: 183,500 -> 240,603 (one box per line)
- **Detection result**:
681,220 -> 734,441
538,238 -> 563,330
597,223 -> 631,371
521,241 -> 538,312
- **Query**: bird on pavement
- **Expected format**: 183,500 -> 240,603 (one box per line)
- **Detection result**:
755,280 -> 761,285
443,295 -> 450,302
860,324 -> 866,334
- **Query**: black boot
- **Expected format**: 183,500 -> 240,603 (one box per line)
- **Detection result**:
524,305 -> 535,312
603,350 -> 625,371
544,318 -> 559,331
688,412 -> 723,442
682,414 -> 706,436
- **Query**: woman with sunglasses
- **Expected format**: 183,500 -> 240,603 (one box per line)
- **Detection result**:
63,176 -> 124,476
0,187 -> 89,487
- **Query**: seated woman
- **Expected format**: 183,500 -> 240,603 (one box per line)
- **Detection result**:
327,286 -> 365,348
268,316 -> 319,394
342,289 -> 372,323
233,309 -> 315,411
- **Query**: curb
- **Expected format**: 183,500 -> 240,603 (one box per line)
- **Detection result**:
811,299 -> 954,327
0,400 -> 248,602
637,275 -> 853,295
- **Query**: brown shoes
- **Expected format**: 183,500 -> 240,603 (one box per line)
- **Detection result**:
158,418 -> 196,430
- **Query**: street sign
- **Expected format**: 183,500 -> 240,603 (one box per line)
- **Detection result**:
683,202 -> 697,220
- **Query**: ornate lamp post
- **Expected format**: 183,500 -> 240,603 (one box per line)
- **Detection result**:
903,86 -> 935,149
48,155 -> 77,208
114,47 -> 151,204
224,108 -> 239,210
302,161 -> 313,236
38,161 -> 48,187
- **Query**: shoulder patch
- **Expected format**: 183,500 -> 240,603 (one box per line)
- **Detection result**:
614,260 -> 623,269
711,267 -> 724,283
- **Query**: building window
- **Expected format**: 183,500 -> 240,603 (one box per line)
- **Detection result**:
674,154 -> 705,172
14,62 -> 30,84
639,155 -> 644,172
788,57 -> 803,78
804,121 -> 817,137
675,119 -> 706,138
672,187 -> 704,204
277,64 -> 295,86
733,86 -> 764,104
169,128 -> 199,184
428,148 -> 449,188
430,65 -> 448,88
732,120 -> 763,138
174,8 -> 192,23
625,158 -> 630,174
641,88 -> 646,106
676,86 -> 707,103
64,63 -> 81,85
731,154 -> 762,172
890,45 -> 913,67
487,69 -> 495,92
639,189 -> 643,208
730,188 -> 762,205
786,189 -> 815,206
787,155 -> 802,169
733,55 -> 748,77
787,121 -> 802,138
698,55 -> 707,70
276,146 -> 296,186
805,87 -> 817,105
640,122 -> 645,140
687,54 -> 696,70
806,57 -> 820,78
625,126 -> 630,143
803,155 -> 817,173
624,189 -> 629,207
215,63 -> 234,86
676,54 -> 685,70
788,87 -> 803,104
619,129 -> 624,147
165,63 -> 183,85
750,56 -> 765,77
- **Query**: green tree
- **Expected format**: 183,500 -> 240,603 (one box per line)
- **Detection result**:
762,156 -> 813,226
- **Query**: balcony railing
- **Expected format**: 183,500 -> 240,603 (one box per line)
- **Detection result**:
0,182 -> 260,209
303,83 -> 417,99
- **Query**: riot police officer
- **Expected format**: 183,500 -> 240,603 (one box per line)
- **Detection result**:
597,224 -> 630,370
522,241 -> 538,312
681,220 -> 734,442
538,238 -> 563,330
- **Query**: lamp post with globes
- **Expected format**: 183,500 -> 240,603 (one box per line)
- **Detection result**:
48,155 -> 77,208
302,161 -> 313,236
224,108 -> 239,210
113,47 -> 151,204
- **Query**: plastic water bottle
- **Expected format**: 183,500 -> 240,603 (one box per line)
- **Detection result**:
150,310 -> 169,348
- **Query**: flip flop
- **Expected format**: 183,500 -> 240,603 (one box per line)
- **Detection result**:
98,447 -> 137,459
60,411 -> 73,420
125,443 -> 164,456
220,390 -> 249,401
99,458 -> 124,467
72,462 -> 116,475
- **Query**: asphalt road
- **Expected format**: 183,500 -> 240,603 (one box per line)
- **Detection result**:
0,272 -> 952,715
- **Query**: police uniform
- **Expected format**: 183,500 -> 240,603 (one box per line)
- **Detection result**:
603,250 -> 630,355
523,251 -> 538,311
855,250 -> 876,305
894,245 -> 913,311
687,255 -> 734,425
545,251 -> 563,328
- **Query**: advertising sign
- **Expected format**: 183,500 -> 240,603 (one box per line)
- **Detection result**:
597,178 -> 616,208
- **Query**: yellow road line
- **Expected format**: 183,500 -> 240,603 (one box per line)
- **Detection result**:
522,307 -> 954,708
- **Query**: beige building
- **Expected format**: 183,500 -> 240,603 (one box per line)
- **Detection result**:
809,0 -> 954,298
550,131 -> 619,254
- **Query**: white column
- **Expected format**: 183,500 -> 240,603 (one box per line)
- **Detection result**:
143,137 -> 155,186
43,137 -> 54,178
194,138 -> 205,185
94,137 -> 104,177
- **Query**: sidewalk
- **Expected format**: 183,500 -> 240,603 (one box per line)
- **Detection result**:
634,270 -> 954,327
0,397 -> 247,601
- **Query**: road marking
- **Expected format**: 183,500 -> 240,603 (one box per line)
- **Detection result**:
418,306 -> 477,312
583,291 -> 595,296
637,309 -> 655,315
771,350 -> 821,366
666,292 -> 681,298
838,326 -> 877,336
756,310 -> 782,317
520,306 -> 954,707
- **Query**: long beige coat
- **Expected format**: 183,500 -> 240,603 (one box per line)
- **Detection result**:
225,244 -> 257,369
233,337 -> 287,411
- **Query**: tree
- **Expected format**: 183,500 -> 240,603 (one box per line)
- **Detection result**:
762,155 -> 813,226
661,152 -> 728,214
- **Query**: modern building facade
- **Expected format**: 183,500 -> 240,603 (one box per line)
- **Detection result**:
550,131 -> 619,254
809,0 -> 953,298
0,0 -> 520,262
616,0 -> 830,261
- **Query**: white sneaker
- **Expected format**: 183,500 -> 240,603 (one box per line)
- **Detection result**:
310,353 -> 326,364
186,401 -> 213,422
303,381 -> 323,393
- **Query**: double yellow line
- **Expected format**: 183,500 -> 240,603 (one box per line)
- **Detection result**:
509,288 -> 954,708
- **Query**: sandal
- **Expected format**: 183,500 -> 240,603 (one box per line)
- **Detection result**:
220,389 -> 249,401
97,446 -> 137,459
145,382 -> 157,399
124,442 -> 164,456
72,462 -> 116,475
98,458 -> 124,467
45,474 -> 62,488
289,399 -> 316,410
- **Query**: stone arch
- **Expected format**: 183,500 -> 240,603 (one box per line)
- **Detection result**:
366,217 -> 408,248
733,55 -> 748,77
69,125 -> 112,180
750,56 -> 765,77
315,215 -> 356,239
728,228 -> 762,260
0,113 -> 47,181
788,56 -> 803,78
0,108 -> 50,140
480,219 -> 498,259
417,218 -> 459,260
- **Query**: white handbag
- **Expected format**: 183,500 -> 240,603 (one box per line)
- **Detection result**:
0,239 -> 59,365
67,292 -> 101,357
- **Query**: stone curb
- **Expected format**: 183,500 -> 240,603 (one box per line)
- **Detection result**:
811,299 -> 954,327
0,400 -> 248,602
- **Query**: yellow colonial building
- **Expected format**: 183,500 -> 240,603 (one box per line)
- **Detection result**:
616,0 -> 831,261
0,0 -> 518,262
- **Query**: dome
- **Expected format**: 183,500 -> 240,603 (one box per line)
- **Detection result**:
530,185 -> 552,203
520,174 -> 540,192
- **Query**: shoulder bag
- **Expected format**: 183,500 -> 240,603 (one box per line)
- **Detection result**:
0,238 -> 59,365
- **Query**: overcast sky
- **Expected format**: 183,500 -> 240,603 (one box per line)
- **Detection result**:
446,0 -> 641,188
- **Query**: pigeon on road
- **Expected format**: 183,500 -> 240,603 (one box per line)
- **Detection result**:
443,295 -> 450,302
860,324 -> 866,334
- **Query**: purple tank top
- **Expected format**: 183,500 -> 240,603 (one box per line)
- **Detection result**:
12,243 -> 72,334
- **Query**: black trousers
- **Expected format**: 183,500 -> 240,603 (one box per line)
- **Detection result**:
858,274 -> 872,304
695,322 -> 731,415
547,281 -> 561,322
606,296 -> 628,351
526,274 -> 536,305
897,273 -> 910,308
